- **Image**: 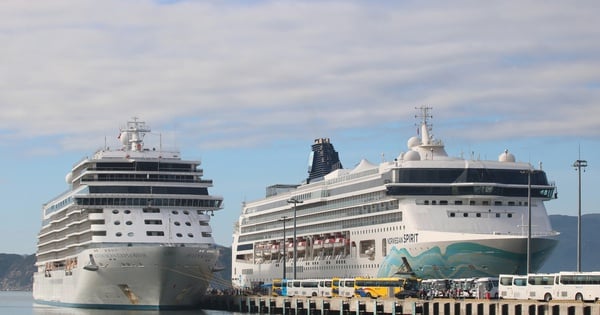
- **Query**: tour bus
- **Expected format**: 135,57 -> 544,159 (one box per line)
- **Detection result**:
286,279 -> 320,297
318,279 -> 334,297
498,274 -> 528,299
272,279 -> 288,296
526,273 -> 556,302
337,278 -> 356,298
471,277 -> 499,299
353,278 -> 403,298
553,271 -> 600,302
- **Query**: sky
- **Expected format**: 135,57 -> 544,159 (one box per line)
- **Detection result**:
1,0 -> 599,255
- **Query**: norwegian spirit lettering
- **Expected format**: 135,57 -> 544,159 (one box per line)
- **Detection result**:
387,233 -> 419,244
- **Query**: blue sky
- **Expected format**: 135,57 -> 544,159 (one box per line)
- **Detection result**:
0,1 -> 599,254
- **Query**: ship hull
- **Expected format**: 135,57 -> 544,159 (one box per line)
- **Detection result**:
33,245 -> 218,309
378,234 -> 558,279
232,234 -> 557,288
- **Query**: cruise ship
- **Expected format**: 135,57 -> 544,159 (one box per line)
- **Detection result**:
33,119 -> 223,309
232,107 -> 559,290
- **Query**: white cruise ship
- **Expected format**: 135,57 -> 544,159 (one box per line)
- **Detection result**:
232,107 -> 559,290
33,119 -> 223,309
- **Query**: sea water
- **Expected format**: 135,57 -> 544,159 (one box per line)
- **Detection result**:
0,291 -> 239,315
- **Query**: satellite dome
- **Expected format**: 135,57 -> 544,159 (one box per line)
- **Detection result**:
404,150 -> 421,161
499,149 -> 516,162
65,172 -> 73,184
119,131 -> 130,146
407,136 -> 421,149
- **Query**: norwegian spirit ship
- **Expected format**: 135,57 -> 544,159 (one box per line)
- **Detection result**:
33,119 -> 223,309
232,107 -> 559,289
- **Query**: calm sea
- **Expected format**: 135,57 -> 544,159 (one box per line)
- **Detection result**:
0,291 -> 240,315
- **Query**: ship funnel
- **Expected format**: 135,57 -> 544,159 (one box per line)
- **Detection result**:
307,138 -> 343,183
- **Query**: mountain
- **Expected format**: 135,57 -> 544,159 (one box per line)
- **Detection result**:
538,214 -> 600,272
0,254 -> 35,291
2,214 -> 599,291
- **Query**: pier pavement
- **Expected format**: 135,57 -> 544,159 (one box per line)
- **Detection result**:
199,295 -> 600,315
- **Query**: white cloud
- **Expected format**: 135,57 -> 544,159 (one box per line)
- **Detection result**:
0,0 -> 598,152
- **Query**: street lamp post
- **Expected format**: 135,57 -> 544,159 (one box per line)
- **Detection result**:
521,168 -> 533,274
573,158 -> 587,272
278,216 -> 290,279
287,198 -> 303,280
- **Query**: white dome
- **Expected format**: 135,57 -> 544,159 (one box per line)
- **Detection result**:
404,150 -> 421,161
65,172 -> 73,184
407,136 -> 421,149
499,149 -> 516,162
119,131 -> 130,146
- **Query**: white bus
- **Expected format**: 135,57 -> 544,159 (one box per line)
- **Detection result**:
527,273 -> 556,302
337,278 -> 356,298
286,279 -> 320,297
498,274 -> 528,300
472,277 -> 499,299
318,279 -> 333,297
553,271 -> 600,302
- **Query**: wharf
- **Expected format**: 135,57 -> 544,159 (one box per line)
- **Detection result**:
199,295 -> 600,315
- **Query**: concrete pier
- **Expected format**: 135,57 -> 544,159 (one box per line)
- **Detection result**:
199,295 -> 600,315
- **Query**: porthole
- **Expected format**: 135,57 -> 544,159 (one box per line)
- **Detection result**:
114,221 -> 121,225
176,233 -> 183,238
127,232 -> 134,237
174,221 -> 181,226
126,221 -> 133,225
172,210 -> 179,215
124,210 -> 131,214
183,210 -> 189,215
112,210 -> 119,214
185,222 -> 191,226
116,232 -> 122,237
187,233 -> 194,238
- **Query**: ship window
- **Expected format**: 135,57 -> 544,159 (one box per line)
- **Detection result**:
124,209 -> 131,214
143,207 -> 160,213
112,209 -> 119,214
423,200 -> 429,205
508,213 -> 512,218
454,200 -> 463,205
450,212 -> 455,217
202,232 -> 212,237
187,233 -> 194,237
508,201 -> 515,206
463,213 -> 468,217
114,221 -> 121,225
128,232 -> 134,237
116,232 -> 122,237
185,222 -> 191,226
176,233 -> 183,237
496,213 -> 500,218
470,200 -> 476,205
146,231 -> 165,236
494,201 -> 502,206
183,210 -> 189,215
125,221 -> 132,225
199,221 -> 209,226
174,221 -> 181,226
476,213 -> 481,217
172,210 -> 179,215
440,200 -> 448,205
144,219 -> 162,225
482,201 -> 490,205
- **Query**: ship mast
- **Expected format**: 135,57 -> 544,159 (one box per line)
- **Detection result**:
119,117 -> 151,152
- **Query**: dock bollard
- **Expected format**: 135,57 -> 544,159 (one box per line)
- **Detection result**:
322,300 -> 330,315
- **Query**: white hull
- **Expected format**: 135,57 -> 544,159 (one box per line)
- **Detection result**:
33,245 -> 218,309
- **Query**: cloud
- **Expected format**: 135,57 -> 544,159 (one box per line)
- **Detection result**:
0,0 -> 598,153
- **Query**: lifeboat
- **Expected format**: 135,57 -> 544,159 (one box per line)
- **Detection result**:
270,244 -> 280,255
297,241 -> 307,252
313,239 -> 323,250
323,238 -> 335,249
287,242 -> 294,252
333,238 -> 346,248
